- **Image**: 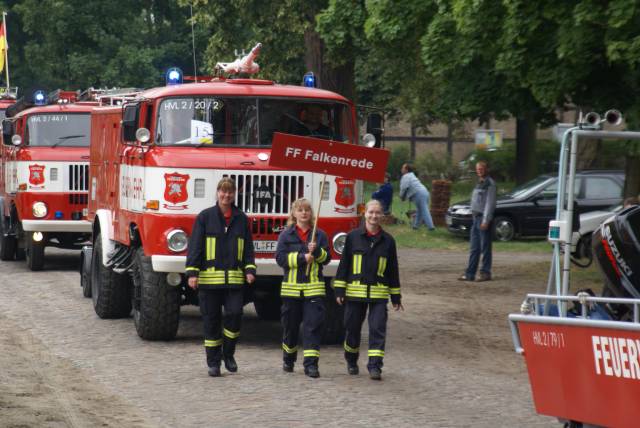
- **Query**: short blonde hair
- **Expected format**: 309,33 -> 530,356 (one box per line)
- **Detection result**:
287,198 -> 315,226
365,199 -> 383,212
217,177 -> 236,192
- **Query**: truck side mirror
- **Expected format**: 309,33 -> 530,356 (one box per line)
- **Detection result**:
122,103 -> 140,142
2,119 -> 13,146
366,113 -> 383,148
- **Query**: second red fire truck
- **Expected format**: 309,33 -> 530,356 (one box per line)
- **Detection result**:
81,63 -> 383,341
0,89 -> 93,270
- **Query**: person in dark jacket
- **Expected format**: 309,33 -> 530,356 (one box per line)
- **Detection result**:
458,161 -> 497,282
372,172 -> 393,215
275,198 -> 331,378
334,199 -> 403,380
186,177 -> 256,377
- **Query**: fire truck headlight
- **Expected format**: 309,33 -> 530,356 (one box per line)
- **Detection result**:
332,233 -> 347,255
136,127 -> 150,143
32,202 -> 48,218
362,133 -> 376,147
167,229 -> 188,253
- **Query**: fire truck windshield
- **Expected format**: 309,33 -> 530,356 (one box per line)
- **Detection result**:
156,97 -> 355,146
26,113 -> 90,147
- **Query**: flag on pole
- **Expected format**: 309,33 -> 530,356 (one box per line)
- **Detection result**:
0,23 -> 6,72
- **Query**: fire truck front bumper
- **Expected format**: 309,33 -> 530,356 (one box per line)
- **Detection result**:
151,256 -> 339,277
21,220 -> 92,233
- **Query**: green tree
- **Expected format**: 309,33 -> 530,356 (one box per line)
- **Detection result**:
8,0 -> 200,91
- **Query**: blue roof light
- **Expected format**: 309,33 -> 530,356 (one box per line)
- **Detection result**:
33,90 -> 47,105
166,67 -> 183,86
302,72 -> 316,88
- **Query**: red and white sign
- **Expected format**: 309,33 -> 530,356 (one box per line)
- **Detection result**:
28,164 -> 45,187
270,133 -> 389,182
163,172 -> 189,210
518,321 -> 640,428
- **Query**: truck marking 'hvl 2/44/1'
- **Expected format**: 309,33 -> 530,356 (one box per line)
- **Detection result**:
0,89 -> 97,270
80,57 -> 384,342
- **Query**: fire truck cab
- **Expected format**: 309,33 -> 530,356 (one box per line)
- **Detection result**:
82,75 -> 376,341
0,89 -> 93,270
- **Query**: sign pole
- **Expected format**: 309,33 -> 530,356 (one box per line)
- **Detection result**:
2,12 -> 9,89
307,173 -> 326,276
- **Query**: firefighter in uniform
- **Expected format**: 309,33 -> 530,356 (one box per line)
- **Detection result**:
275,198 -> 331,378
334,199 -> 403,380
186,178 -> 256,377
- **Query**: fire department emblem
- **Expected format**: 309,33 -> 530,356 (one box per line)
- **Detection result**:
335,177 -> 355,213
28,164 -> 46,187
163,172 -> 190,210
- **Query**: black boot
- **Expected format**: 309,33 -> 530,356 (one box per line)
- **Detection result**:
304,365 -> 320,378
368,367 -> 382,380
223,356 -> 238,373
208,366 -> 221,377
283,360 -> 294,372
347,362 -> 359,375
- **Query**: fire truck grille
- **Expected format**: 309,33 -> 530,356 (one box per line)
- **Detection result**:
251,217 -> 287,236
225,173 -> 305,215
68,194 -> 88,205
68,165 -> 89,191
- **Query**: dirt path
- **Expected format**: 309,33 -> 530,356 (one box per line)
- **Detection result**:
0,247 -> 582,427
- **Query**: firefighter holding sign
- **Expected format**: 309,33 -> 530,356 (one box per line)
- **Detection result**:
275,198 -> 331,378
186,178 -> 257,377
334,200 -> 403,380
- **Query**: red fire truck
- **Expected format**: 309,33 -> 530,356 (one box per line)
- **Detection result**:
0,89 -> 94,270
81,67 -> 382,341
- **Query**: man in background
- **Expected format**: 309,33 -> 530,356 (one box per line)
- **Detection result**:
459,161 -> 496,282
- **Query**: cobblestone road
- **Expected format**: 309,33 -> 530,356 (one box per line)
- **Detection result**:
0,248 -> 558,427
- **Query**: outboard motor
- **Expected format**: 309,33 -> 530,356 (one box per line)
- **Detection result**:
592,205 -> 640,317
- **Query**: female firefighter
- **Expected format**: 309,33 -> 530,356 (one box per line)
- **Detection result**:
186,177 -> 256,377
275,198 -> 331,378
334,199 -> 403,380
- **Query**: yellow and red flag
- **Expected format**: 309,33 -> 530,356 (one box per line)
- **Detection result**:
0,23 -> 7,72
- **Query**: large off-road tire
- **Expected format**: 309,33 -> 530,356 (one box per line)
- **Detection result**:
322,280 -> 345,344
91,233 -> 131,318
25,235 -> 45,271
253,292 -> 282,321
131,247 -> 180,340
0,217 -> 16,261
493,216 -> 515,242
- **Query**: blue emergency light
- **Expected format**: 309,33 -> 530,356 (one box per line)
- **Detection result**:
302,72 -> 316,88
33,90 -> 48,105
166,67 -> 183,85
54,210 -> 63,219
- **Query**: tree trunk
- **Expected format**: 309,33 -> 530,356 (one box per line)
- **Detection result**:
515,112 -> 537,185
446,120 -> 453,160
303,29 -> 355,101
410,124 -> 417,161
624,155 -> 640,198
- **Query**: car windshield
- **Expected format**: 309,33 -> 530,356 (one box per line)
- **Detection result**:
507,176 -> 552,199
155,97 -> 355,146
26,113 -> 90,147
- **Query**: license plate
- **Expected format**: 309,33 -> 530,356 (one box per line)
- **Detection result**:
253,240 -> 278,253
445,214 -> 452,226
